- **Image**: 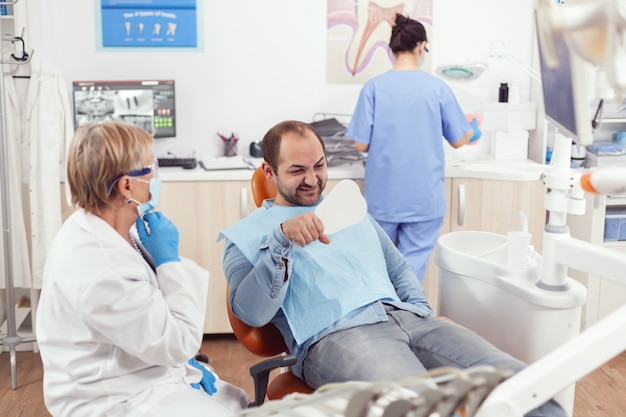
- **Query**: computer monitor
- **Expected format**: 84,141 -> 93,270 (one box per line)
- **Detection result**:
536,13 -> 594,146
72,79 -> 176,138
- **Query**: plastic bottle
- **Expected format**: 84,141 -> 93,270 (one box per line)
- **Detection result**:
498,83 -> 509,103
508,83 -> 520,104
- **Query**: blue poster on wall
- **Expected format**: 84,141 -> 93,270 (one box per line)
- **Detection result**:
101,0 -> 197,47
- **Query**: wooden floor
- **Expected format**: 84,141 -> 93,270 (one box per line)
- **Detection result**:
1,335 -> 624,417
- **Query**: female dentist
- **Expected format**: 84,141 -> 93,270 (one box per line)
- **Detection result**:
347,14 -> 481,282
36,121 -> 247,417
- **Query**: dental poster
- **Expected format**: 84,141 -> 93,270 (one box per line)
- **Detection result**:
327,0 -> 433,84
101,0 -> 197,47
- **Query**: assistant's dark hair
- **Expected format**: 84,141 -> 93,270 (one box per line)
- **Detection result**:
389,13 -> 427,54
261,120 -> 326,171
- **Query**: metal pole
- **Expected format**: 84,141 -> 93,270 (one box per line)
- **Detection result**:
0,0 -> 32,389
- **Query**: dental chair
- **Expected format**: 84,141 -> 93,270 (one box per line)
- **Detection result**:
226,165 -> 314,407
232,167 -> 470,414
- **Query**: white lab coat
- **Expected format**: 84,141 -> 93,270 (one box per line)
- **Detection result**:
36,209 -> 247,417
0,55 -> 73,289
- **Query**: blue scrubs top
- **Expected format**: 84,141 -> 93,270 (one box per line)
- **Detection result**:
347,70 -> 470,223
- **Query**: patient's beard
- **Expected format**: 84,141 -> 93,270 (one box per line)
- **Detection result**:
276,177 -> 325,207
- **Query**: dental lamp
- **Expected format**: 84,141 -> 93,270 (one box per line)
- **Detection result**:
474,1 -> 626,416
436,40 -> 540,83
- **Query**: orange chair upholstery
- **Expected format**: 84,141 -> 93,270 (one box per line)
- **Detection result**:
226,289 -> 313,406
225,166 -> 314,406
251,165 -> 277,207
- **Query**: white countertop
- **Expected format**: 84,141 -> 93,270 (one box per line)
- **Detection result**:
160,160 -> 367,182
160,158 -> 546,182
445,158 -> 546,181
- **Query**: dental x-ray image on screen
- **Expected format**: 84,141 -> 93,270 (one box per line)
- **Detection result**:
72,80 -> 176,138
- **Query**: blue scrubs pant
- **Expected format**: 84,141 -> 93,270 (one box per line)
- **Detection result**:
377,217 -> 443,282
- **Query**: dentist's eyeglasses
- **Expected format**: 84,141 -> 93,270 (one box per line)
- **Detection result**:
106,156 -> 159,196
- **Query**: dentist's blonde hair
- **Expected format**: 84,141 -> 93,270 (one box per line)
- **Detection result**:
67,121 -> 153,215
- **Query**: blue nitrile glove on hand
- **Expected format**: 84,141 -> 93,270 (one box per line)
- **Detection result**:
135,212 -> 181,267
469,118 -> 482,143
188,358 -> 217,395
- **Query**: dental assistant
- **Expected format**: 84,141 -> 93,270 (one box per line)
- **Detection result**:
36,122 -> 247,417
346,14 -> 480,282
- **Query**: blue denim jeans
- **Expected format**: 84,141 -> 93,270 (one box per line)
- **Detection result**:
301,308 -> 567,417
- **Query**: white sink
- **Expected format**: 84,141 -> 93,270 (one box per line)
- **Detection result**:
436,231 -> 541,283
436,229 -> 586,408
434,230 -> 588,310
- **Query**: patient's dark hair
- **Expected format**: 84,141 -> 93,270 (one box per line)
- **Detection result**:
389,13 -> 427,54
261,120 -> 326,170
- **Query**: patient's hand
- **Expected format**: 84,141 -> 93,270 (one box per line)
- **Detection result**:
281,213 -> 331,246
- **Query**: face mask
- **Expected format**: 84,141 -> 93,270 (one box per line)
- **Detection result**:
129,173 -> 162,217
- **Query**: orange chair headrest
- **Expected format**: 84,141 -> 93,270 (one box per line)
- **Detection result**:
251,166 -> 277,207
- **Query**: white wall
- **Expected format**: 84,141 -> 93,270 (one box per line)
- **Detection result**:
1,0 -> 540,327
433,0 -> 536,104
17,0 -> 538,160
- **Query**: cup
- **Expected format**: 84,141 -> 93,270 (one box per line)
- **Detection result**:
507,231 -> 531,268
224,140 -> 238,157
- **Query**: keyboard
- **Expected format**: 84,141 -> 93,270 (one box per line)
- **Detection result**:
198,156 -> 255,171
157,157 -> 197,169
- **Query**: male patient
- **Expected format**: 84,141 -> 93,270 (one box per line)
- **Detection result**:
220,120 -> 566,417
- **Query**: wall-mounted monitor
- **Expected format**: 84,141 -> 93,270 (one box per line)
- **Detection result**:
536,12 -> 594,146
72,79 -> 176,138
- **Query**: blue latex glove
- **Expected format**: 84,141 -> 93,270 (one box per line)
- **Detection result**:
469,117 -> 482,143
188,358 -> 217,395
135,212 -> 181,267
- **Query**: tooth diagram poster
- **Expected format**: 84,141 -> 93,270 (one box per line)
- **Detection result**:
327,0 -> 433,84
101,0 -> 197,48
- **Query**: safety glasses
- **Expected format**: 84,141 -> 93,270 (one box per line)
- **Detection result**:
106,156 -> 159,196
